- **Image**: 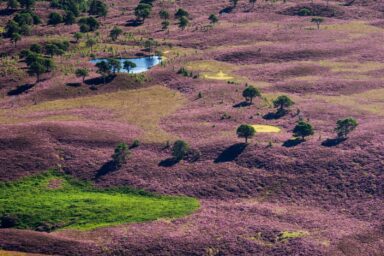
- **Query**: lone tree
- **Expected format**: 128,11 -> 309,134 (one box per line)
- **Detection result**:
48,12 -> 63,25
172,140 -> 189,161
335,117 -> 358,139
293,120 -> 314,140
111,143 -> 130,169
311,17 -> 324,30
208,14 -> 218,25
249,0 -> 257,9
161,20 -> 170,30
242,85 -> 261,104
10,32 -> 21,46
273,95 -> 294,114
159,9 -> 170,20
175,8 -> 189,18
75,68 -> 89,82
134,3 -> 152,22
110,26 -> 122,41
179,16 -> 189,30
96,61 -> 110,83
123,60 -> 137,73
86,38 -> 97,52
73,32 -> 82,43
236,124 -> 256,143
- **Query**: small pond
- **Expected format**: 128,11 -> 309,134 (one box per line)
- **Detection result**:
90,56 -> 162,74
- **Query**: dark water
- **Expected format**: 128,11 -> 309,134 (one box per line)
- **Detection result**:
90,56 -> 162,74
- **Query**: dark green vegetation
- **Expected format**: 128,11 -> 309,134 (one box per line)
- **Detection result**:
236,124 -> 256,143
0,171 -> 199,231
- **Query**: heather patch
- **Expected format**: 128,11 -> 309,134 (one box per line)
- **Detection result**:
0,171 -> 199,231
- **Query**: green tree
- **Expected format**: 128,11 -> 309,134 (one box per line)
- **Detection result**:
48,12 -> 63,25
96,61 -> 110,83
161,20 -> 170,30
19,0 -> 35,10
175,8 -> 189,18
78,17 -> 99,32
236,124 -> 256,143
134,3 -> 152,22
109,26 -> 122,41
311,17 -> 324,29
75,68 -> 89,82
45,44 -> 63,57
123,60 -> 137,73
64,11 -> 76,25
89,0 -> 108,17
242,85 -> 261,104
293,121 -> 314,140
111,143 -> 130,169
86,38 -> 97,52
159,9 -> 169,20
172,140 -> 189,161
10,32 -> 21,46
28,61 -> 45,82
107,59 -> 121,74
208,14 -> 218,24
30,44 -> 41,53
7,0 -> 19,9
179,16 -> 189,30
335,117 -> 358,139
273,95 -> 294,113
4,20 -> 20,38
73,32 -> 82,43
144,38 -> 157,54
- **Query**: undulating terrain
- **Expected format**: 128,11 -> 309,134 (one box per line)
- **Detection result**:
0,0 -> 384,255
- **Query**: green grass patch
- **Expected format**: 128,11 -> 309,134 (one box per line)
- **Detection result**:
0,171 -> 199,231
278,230 -> 308,242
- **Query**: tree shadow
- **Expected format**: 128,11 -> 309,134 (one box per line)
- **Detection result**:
66,82 -> 82,87
233,101 -> 251,108
0,9 -> 16,16
85,75 -> 115,86
158,158 -> 178,167
321,138 -> 346,147
214,143 -> 247,163
7,84 -> 34,96
219,6 -> 234,14
126,19 -> 142,27
263,110 -> 287,120
282,138 -> 303,148
95,161 -> 116,179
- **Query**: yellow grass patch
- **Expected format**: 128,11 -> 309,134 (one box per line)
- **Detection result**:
252,125 -> 281,133
324,21 -> 383,38
203,71 -> 234,80
317,88 -> 384,116
0,86 -> 186,142
0,251 -> 45,256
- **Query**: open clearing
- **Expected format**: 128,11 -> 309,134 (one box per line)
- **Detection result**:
0,171 -> 199,231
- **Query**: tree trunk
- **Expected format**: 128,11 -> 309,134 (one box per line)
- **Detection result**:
245,137 -> 248,143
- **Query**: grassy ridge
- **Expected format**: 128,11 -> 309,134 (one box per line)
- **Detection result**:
0,171 -> 199,231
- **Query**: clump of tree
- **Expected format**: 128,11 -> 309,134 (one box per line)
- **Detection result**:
44,41 -> 69,57
236,124 -> 256,143
242,85 -> 261,104
159,9 -> 170,31
175,8 -> 189,19
95,60 -> 110,83
108,59 -> 121,74
64,11 -> 76,25
88,0 -> 107,17
134,3 -> 152,23
111,143 -> 130,169
335,117 -> 358,140
3,11 -> 41,39
75,68 -> 89,82
19,50 -> 54,82
293,120 -> 314,140
78,16 -> 99,32
311,17 -> 324,30
179,16 -> 189,30
273,95 -> 294,116
143,38 -> 158,55
109,26 -> 122,41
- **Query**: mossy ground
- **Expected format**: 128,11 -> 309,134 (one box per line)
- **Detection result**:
0,171 -> 199,231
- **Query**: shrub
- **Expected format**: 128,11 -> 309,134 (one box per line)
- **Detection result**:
335,117 -> 358,139
130,139 -> 140,148
298,8 -> 312,16
48,12 -> 63,25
